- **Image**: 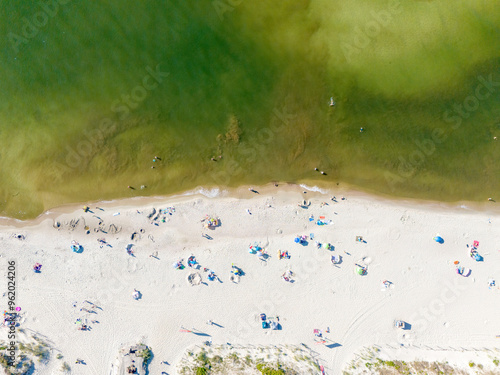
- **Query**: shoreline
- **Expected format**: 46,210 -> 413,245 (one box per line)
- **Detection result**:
1,181 -> 498,228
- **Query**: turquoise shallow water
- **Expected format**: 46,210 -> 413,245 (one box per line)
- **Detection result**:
0,0 -> 499,219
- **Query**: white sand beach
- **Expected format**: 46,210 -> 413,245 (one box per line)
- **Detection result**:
0,185 -> 499,374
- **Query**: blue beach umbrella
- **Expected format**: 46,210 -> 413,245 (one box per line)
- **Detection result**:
433,236 -> 444,244
473,253 -> 483,261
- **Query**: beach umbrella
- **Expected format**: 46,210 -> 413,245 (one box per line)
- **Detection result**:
356,266 -> 364,275
473,253 -> 483,262
294,237 -> 300,243
433,236 -> 444,244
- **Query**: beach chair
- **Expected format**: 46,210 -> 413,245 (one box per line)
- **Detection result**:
456,266 -> 471,277
355,264 -> 367,275
394,320 -> 404,329
71,241 -> 82,253
132,290 -> 140,300
231,265 -> 242,276
299,200 -> 310,208
173,261 -> 184,270
471,251 -> 483,262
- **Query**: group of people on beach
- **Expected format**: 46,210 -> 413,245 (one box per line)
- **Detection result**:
74,300 -> 100,332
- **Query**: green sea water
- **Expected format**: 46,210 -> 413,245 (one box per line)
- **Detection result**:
0,0 -> 499,219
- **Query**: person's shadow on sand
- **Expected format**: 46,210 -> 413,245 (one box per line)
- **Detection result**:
402,323 -> 412,331
326,343 -> 342,349
191,330 -> 211,337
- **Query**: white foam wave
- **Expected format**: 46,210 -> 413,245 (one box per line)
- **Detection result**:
299,184 -> 329,194
181,187 -> 226,198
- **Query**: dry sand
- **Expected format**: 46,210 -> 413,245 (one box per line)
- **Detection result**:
0,184 -> 499,374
